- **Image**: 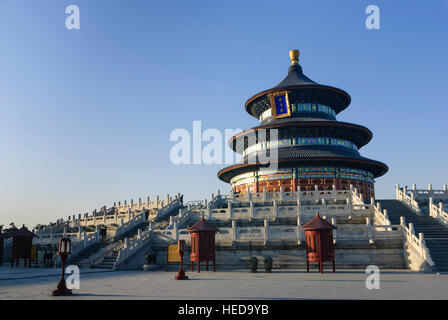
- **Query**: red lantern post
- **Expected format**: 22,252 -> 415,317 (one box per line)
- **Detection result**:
175,240 -> 189,280
51,238 -> 73,296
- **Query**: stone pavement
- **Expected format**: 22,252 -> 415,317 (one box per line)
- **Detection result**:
0,266 -> 112,281
0,266 -> 447,299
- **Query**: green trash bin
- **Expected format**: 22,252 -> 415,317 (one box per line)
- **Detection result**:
248,257 -> 258,273
264,257 -> 273,272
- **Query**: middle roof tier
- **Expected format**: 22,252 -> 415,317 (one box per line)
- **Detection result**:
229,119 -> 373,153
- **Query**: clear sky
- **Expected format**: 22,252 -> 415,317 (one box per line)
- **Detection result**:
1,0 -> 447,228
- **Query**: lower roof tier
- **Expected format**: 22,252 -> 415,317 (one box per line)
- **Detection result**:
217,147 -> 388,183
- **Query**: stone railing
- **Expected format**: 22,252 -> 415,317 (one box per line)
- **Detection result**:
373,202 -> 391,226
158,219 -> 301,245
396,184 -> 448,213
52,231 -> 101,266
350,187 -> 365,204
230,185 -> 354,204
114,227 -> 153,268
155,201 -> 207,243
400,217 -> 435,268
402,184 -> 448,203
88,242 -> 124,267
112,195 -> 184,267
151,197 -> 183,222
190,190 -> 229,218
113,195 -> 170,214
67,231 -> 100,256
184,200 -> 204,207
167,202 -> 204,231
155,216 -> 401,247
113,210 -> 147,240
202,196 -> 373,223
72,210 -> 141,229
335,222 -> 401,244
396,184 -> 422,214
301,201 -> 372,219
33,232 -> 83,245
34,193 -> 181,237
429,198 -> 448,226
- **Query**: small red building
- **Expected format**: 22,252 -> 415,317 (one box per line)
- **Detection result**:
187,216 -> 219,272
10,225 -> 34,267
301,212 -> 336,273
0,229 -> 5,266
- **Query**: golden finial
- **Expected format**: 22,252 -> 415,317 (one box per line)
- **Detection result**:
289,49 -> 300,66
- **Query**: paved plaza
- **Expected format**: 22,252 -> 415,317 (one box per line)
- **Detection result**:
0,266 -> 447,300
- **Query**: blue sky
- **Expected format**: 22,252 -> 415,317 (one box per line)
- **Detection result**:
0,0 -> 447,228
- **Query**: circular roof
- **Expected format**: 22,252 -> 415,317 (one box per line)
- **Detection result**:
244,51 -> 351,119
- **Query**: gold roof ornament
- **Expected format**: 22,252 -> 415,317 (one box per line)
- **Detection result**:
289,49 -> 300,66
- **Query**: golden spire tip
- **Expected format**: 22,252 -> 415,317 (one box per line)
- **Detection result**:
289,49 -> 300,66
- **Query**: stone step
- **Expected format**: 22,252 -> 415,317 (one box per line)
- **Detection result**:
379,199 -> 448,273
427,249 -> 448,253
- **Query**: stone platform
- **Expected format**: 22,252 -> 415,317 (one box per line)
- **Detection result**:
0,266 -> 447,300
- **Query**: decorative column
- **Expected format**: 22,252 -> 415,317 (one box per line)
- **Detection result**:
272,200 -> 278,221
227,202 -> 232,220
264,219 -> 269,244
249,201 -> 254,221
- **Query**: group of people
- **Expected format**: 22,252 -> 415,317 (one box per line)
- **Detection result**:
100,227 -> 107,241
42,251 -> 53,263
144,252 -> 156,265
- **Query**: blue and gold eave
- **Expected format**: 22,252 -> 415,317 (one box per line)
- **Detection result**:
245,85 -> 351,120
269,90 -> 291,119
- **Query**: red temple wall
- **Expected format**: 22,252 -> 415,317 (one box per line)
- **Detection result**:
232,177 -> 374,201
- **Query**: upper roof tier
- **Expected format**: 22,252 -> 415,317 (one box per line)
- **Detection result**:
245,50 -> 351,119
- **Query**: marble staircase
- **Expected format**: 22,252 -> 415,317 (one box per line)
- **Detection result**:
379,199 -> 448,272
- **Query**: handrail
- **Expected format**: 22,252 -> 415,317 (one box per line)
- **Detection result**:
89,242 -> 123,266
429,198 -> 448,226
113,211 -> 146,240
396,185 -> 421,214
400,217 -> 435,267
373,202 -> 391,226
114,228 -> 153,268
34,193 -> 183,236
113,196 -> 184,267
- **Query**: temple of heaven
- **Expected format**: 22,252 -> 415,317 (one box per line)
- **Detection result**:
217,49 -> 388,200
